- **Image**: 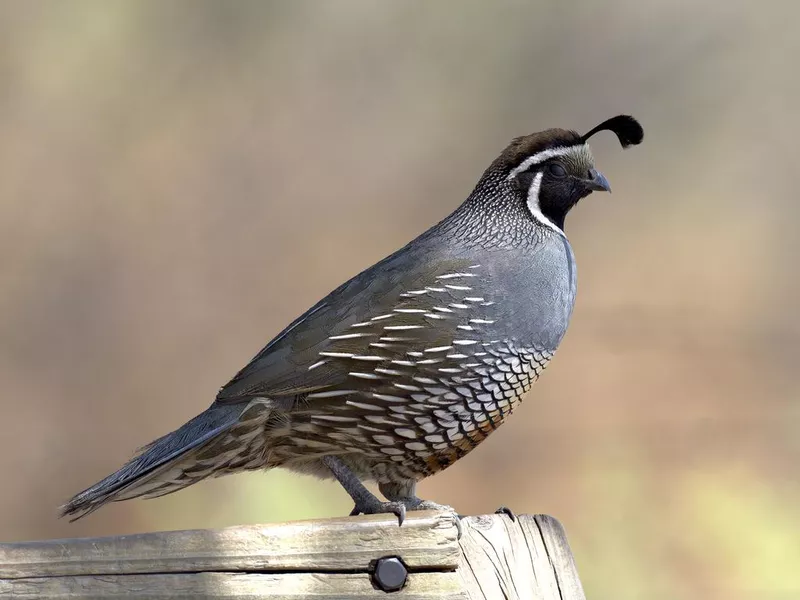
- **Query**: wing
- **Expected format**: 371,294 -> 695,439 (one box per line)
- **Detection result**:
215,242 -> 486,403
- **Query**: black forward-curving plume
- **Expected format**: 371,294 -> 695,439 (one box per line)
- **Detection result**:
581,115 -> 643,148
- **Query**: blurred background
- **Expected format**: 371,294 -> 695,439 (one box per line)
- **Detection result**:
0,1 -> 798,598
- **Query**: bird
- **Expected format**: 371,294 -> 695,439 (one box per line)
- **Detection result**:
62,115 -> 643,524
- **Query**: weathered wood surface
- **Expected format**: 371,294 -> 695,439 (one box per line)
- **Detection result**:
0,512 -> 458,579
0,512 -> 585,599
0,572 -> 466,599
458,514 -> 585,600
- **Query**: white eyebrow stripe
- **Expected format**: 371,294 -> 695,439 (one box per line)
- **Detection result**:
507,145 -> 584,179
524,171 -> 563,235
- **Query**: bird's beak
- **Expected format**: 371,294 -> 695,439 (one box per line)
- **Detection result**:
586,168 -> 611,193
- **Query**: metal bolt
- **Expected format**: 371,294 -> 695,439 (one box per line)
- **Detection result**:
372,556 -> 407,592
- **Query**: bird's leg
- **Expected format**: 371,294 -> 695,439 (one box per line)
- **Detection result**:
322,456 -> 406,526
378,480 -> 453,511
379,480 -> 463,539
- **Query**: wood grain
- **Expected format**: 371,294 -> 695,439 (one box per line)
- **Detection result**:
0,511 -> 459,579
457,514 -> 586,600
0,572 -> 467,599
0,512 -> 584,599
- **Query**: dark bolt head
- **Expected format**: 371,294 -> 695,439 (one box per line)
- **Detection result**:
372,556 -> 407,592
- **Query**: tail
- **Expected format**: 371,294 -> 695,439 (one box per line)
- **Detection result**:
60,404 -> 245,521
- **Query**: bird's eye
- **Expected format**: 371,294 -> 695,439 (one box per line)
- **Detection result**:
548,163 -> 567,177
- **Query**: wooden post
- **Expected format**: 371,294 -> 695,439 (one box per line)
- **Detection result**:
0,511 -> 585,599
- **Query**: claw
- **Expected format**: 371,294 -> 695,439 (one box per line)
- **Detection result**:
409,500 -> 462,539
349,499 -> 406,527
395,503 -> 406,527
455,515 -> 463,540
494,506 -> 516,522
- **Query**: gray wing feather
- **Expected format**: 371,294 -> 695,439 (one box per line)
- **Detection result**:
216,246 -> 476,402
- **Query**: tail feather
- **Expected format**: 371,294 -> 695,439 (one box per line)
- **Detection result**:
60,404 -> 243,521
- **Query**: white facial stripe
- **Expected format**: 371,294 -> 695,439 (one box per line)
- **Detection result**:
525,171 -> 563,235
507,145 -> 584,180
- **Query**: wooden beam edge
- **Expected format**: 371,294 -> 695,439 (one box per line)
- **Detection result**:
0,511 -> 460,579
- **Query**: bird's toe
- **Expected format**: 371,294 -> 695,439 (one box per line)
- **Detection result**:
494,506 -> 516,522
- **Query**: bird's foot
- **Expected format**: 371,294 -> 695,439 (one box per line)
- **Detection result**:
494,506 -> 516,522
402,498 -> 463,539
324,456 -> 407,527
349,498 -> 407,526
407,499 -> 456,513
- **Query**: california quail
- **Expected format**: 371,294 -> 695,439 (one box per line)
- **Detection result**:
62,115 -> 643,523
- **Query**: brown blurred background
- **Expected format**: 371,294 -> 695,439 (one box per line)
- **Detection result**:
1,2 -> 798,598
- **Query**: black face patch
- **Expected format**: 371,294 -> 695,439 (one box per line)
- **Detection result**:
538,169 -> 589,230
518,149 -> 598,232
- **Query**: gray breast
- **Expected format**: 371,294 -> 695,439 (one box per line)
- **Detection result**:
472,232 -> 577,353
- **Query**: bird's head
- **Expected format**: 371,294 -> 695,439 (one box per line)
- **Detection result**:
487,115 -> 643,233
